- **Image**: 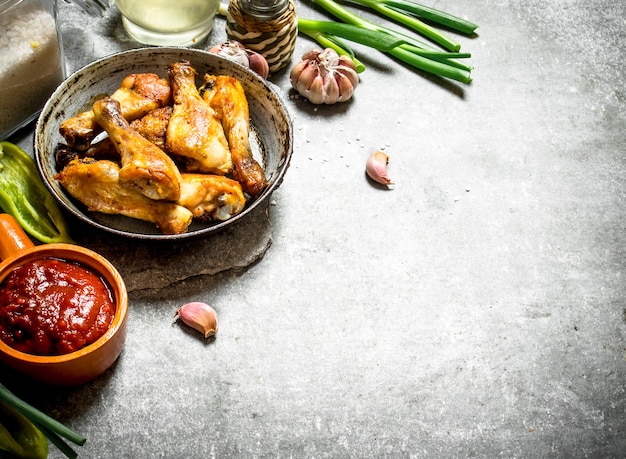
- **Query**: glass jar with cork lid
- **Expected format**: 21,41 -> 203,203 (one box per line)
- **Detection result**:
225,0 -> 297,74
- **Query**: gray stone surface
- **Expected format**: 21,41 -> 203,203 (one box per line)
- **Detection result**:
2,0 -> 625,457
67,201 -> 273,292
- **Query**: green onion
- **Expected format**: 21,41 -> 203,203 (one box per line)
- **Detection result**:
297,19 -> 405,52
31,421 -> 80,459
0,383 -> 86,458
311,32 -> 367,72
345,0 -> 478,38
298,0 -> 476,83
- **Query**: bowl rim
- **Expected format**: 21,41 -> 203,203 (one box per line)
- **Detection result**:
34,47 -> 293,241
0,243 -> 129,364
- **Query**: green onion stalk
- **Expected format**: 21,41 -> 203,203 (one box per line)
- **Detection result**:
0,383 -> 86,459
297,0 -> 478,83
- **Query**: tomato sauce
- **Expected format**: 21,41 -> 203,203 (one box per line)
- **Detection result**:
0,257 -> 115,356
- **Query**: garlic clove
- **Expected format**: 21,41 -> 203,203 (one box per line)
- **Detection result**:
324,73 -> 341,104
307,75 -> 327,105
335,72 -> 354,103
291,62 -> 316,93
176,302 -> 218,338
337,56 -> 360,87
366,151 -> 394,186
246,50 -> 270,79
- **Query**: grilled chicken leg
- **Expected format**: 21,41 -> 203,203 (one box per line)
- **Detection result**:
93,98 -> 181,202
59,73 -> 172,150
178,174 -> 246,222
166,61 -> 233,175
56,158 -> 193,235
201,74 -> 267,197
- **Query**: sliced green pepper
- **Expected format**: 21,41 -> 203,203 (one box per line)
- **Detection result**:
0,141 -> 73,244
0,400 -> 48,459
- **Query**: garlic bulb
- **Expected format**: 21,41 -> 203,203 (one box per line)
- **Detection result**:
176,302 -> 218,338
366,151 -> 394,186
290,48 -> 359,105
209,41 -> 270,79
209,41 -> 249,67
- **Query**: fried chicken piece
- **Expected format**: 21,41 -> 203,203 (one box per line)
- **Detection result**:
59,73 -> 172,150
178,174 -> 246,222
55,140 -> 120,171
56,158 -> 193,235
93,98 -> 181,201
130,106 -> 172,150
201,74 -> 267,197
81,137 -> 121,162
55,106 -> 174,169
165,61 -> 233,175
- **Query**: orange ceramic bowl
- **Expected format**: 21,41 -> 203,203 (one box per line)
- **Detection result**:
0,214 -> 128,386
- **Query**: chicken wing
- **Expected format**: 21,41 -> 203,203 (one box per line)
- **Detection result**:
60,73 -> 172,150
165,61 -> 233,175
93,97 -> 181,201
56,158 -> 193,235
178,174 -> 246,222
201,74 -> 267,197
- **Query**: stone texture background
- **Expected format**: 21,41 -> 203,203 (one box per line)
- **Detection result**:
3,0 -> 624,457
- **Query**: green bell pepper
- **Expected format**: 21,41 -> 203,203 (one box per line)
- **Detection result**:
0,400 -> 48,459
0,141 -> 73,244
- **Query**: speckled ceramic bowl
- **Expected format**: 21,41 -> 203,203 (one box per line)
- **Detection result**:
0,214 -> 128,386
34,47 -> 293,240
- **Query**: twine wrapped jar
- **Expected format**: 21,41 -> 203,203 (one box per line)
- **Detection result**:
225,0 -> 298,73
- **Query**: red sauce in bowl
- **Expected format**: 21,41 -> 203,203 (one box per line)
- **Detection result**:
0,257 -> 115,356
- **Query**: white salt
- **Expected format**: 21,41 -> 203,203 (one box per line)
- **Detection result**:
0,5 -> 64,138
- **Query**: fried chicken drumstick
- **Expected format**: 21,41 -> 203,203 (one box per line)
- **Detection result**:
92,98 -> 182,202
166,61 -> 233,175
59,73 -> 172,150
201,74 -> 267,197
56,158 -> 193,235
178,174 -> 246,222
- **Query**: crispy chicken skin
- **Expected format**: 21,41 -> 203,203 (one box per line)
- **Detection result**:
178,174 -> 246,222
166,61 -> 233,175
59,73 -> 172,150
130,106 -> 172,150
93,98 -> 182,202
201,74 -> 267,197
56,158 -> 193,235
